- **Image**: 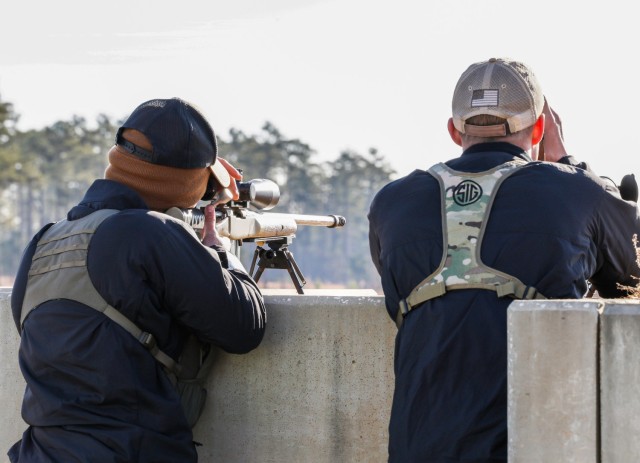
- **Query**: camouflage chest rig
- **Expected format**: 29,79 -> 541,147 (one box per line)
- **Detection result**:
396,160 -> 546,328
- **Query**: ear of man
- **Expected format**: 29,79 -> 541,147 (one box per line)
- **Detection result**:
447,118 -> 463,147
531,114 -> 545,147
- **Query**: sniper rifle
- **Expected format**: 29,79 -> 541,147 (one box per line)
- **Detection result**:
165,178 -> 346,294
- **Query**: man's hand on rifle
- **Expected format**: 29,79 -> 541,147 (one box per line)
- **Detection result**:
201,157 -> 242,248
201,204 -> 225,248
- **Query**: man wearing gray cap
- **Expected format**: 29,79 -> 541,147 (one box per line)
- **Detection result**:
9,98 -> 267,462
368,58 -> 640,462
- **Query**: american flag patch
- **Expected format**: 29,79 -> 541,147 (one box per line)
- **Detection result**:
471,89 -> 498,107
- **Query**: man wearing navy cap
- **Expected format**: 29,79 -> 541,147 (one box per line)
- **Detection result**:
368,58 -> 640,462
9,98 -> 266,462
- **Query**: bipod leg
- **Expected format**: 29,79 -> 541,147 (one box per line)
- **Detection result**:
250,245 -> 263,281
282,247 -> 306,294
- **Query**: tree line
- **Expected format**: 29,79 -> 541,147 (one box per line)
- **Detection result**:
0,94 -> 396,291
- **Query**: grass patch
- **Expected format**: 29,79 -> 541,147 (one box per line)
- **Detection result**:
617,234 -> 640,299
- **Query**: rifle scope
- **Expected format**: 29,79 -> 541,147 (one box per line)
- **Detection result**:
237,179 -> 280,210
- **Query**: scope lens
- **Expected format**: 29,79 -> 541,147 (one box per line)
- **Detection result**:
238,179 -> 280,210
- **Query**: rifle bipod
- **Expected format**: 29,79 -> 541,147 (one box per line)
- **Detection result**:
249,237 -> 306,294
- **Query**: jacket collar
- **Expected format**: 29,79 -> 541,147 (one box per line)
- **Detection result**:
462,142 -> 533,162
68,180 -> 148,220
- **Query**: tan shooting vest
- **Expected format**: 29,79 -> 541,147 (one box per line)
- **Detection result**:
396,161 -> 546,328
20,209 -> 215,427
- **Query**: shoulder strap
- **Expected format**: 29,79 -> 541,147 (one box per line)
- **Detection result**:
396,160 -> 545,328
102,305 -> 180,374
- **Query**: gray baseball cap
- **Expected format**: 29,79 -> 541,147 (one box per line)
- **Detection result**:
452,58 -> 544,137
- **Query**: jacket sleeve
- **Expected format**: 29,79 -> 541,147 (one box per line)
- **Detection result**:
590,186 -> 640,298
558,155 -> 593,172
558,157 -> 640,296
368,219 -> 383,277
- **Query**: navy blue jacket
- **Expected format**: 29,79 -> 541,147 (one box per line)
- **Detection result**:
9,180 -> 266,463
368,143 -> 640,462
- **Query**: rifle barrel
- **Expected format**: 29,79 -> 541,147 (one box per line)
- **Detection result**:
262,213 -> 345,228
291,214 -> 346,228
164,208 -> 346,237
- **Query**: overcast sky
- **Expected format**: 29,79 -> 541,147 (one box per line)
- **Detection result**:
1,0 -> 638,185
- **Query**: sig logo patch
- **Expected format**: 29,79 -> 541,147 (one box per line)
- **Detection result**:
453,180 -> 483,206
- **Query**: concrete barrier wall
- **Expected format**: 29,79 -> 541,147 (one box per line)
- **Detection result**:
508,298 -> 640,463
0,289 -> 23,462
4,289 -> 640,462
0,288 -> 396,463
507,300 -> 601,463
600,301 -> 640,463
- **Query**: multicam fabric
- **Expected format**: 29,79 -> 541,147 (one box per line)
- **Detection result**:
397,159 -> 545,327
429,160 -> 525,288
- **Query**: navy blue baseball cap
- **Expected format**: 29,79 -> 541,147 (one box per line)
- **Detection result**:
116,98 -> 230,186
